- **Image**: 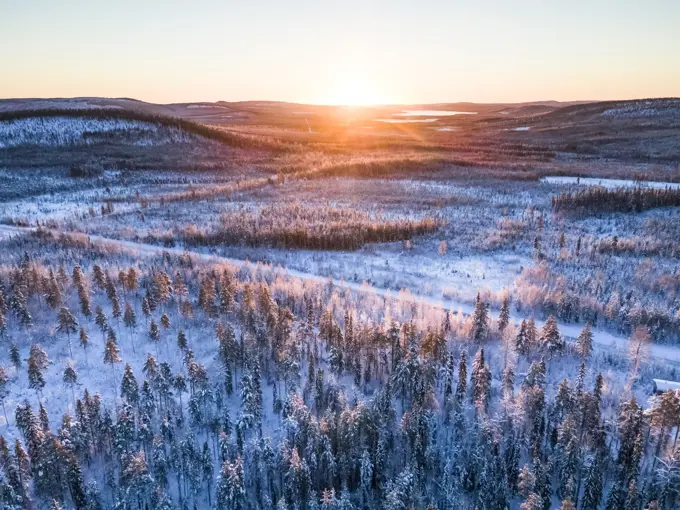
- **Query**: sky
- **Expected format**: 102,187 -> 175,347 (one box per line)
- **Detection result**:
1,0 -> 679,105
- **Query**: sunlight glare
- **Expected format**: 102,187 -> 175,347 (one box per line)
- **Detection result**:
325,77 -> 385,106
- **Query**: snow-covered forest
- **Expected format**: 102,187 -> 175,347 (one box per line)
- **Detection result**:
0,228 -> 678,510
1,103 -> 679,510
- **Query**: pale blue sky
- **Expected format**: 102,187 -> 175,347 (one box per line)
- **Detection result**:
1,0 -> 679,104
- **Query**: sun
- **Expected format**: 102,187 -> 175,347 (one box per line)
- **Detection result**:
325,78 -> 384,106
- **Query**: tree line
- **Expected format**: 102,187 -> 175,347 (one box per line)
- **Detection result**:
552,186 -> 680,218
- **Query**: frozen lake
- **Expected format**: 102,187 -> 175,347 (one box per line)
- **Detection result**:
395,110 -> 477,116
541,176 -> 680,189
374,118 -> 439,123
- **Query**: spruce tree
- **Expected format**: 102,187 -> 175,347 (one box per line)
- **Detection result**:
515,320 -> 529,355
63,360 -> 78,404
498,295 -> 511,332
576,323 -> 593,359
141,297 -> 151,326
580,458 -> 603,510
149,319 -> 160,355
526,317 -> 538,349
103,338 -> 122,390
27,344 -> 50,396
471,349 -> 491,412
0,367 -> 9,427
455,352 -> 467,406
177,329 -> 188,352
10,343 -> 21,370
94,306 -> 108,341
56,307 -> 78,357
160,312 -> 170,330
540,316 -> 563,356
120,363 -> 139,406
471,293 -> 489,342
215,458 -> 245,510
123,303 -> 137,352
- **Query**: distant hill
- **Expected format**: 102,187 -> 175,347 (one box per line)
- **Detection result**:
1,96 -> 678,165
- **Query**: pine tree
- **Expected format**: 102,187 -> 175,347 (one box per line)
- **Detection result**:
78,326 -> 89,361
498,295 -> 511,332
605,481 -> 625,510
515,320 -> 529,355
63,360 -> 78,404
14,439 -> 30,503
199,277 -> 217,317
456,352 -> 467,406
10,343 -> 21,370
628,325 -> 650,382
65,451 -> 87,509
174,272 -> 187,308
123,303 -> 137,352
126,267 -> 139,294
471,348 -> 491,412
174,374 -> 187,417
216,457 -> 245,510
120,363 -> 140,406
104,338 -> 122,390
111,294 -> 122,333
177,329 -> 188,352
93,264 -> 106,289
94,306 -> 108,341
27,344 -> 50,395
471,293 -> 489,342
617,397 -> 644,482
360,448 -> 373,497
153,271 -> 172,310
576,323 -> 593,359
56,307 -> 78,357
649,389 -> 680,474
143,354 -> 158,380
45,268 -> 62,309
149,319 -> 160,354
202,441 -> 214,505
78,285 -> 92,318
540,316 -> 564,356
160,312 -> 170,330
624,479 -> 640,510
526,317 -> 538,350
580,457 -> 603,510
0,367 -> 9,427
141,297 -> 151,326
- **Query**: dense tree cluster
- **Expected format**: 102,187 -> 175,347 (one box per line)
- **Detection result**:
0,238 -> 679,509
552,186 -> 680,218
168,204 -> 443,251
516,261 -> 680,343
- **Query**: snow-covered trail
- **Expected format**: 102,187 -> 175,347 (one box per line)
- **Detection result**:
2,224 -> 679,364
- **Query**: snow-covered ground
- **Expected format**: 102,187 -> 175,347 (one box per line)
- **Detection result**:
541,175 -> 680,189
0,117 -> 193,147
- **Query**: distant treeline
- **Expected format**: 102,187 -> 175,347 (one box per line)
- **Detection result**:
151,204 -> 442,251
552,185 -> 680,217
0,108 -> 281,150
